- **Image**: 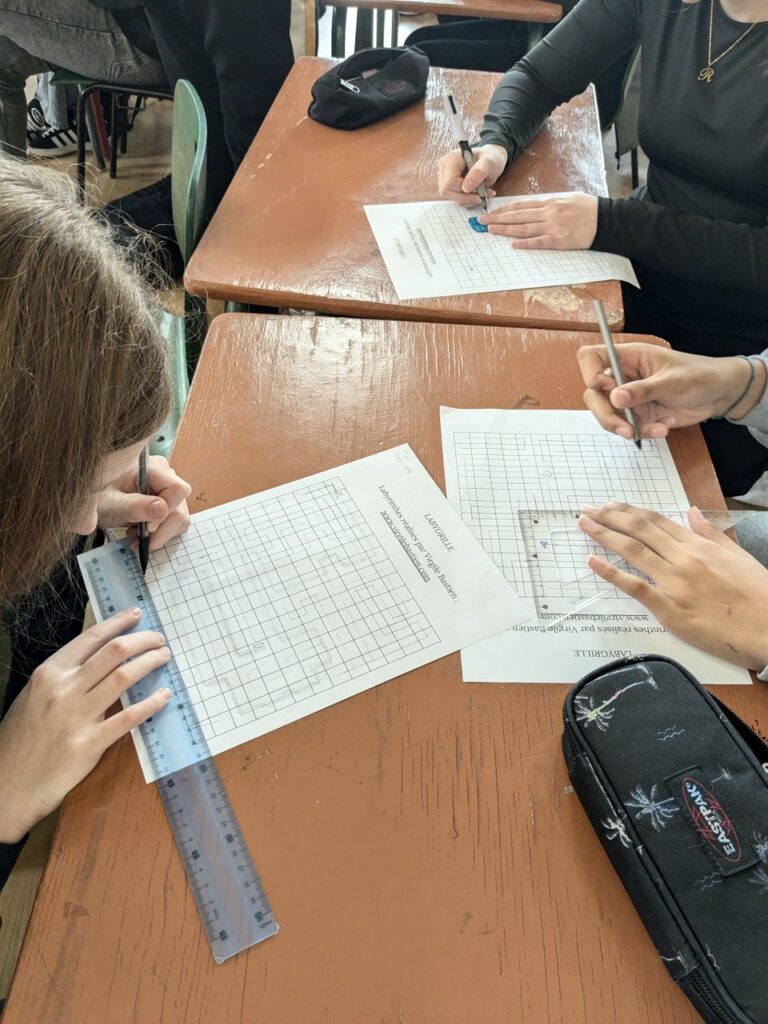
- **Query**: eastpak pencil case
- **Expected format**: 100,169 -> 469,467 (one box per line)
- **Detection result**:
562,655 -> 768,1024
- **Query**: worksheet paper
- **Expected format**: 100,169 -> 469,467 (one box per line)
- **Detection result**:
364,195 -> 639,300
126,446 -> 530,779
440,408 -> 751,685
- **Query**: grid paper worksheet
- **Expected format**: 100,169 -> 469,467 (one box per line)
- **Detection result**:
450,426 -> 686,619
440,408 -> 750,686
121,446 -> 530,778
364,196 -> 639,300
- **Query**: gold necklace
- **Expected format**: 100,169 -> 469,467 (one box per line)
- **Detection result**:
698,0 -> 758,82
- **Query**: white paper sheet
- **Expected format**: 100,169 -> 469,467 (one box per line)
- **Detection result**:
128,445 -> 529,777
364,195 -> 639,300
440,408 -> 751,685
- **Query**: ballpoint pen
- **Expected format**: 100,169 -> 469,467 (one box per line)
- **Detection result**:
138,447 -> 150,574
443,92 -> 488,213
592,300 -> 642,450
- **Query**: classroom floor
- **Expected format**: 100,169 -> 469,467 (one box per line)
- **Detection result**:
0,21 -> 646,1006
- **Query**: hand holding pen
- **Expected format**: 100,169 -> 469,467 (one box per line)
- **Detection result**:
439,93 -> 507,210
96,453 -> 193,564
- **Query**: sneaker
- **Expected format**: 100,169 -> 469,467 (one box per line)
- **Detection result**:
26,96 -> 47,135
28,123 -> 84,158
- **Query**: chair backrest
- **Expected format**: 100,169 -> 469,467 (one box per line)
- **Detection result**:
171,79 -> 208,267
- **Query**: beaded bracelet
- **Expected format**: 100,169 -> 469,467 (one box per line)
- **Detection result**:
710,355 -> 756,421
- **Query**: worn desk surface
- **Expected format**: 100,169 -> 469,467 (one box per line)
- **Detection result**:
185,59 -> 623,332
8,314 -> 752,1024
330,0 -> 562,22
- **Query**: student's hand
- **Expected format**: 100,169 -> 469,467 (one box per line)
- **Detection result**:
98,455 -> 192,550
477,192 -> 598,249
437,144 -> 507,207
578,343 -> 764,439
0,608 -> 172,843
577,503 -> 768,671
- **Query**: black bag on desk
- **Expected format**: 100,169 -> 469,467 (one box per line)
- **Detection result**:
562,655 -> 768,1024
308,47 -> 429,129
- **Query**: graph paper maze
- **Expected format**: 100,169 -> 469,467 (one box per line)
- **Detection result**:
147,478 -> 440,740
450,430 -> 685,619
423,202 -> 628,294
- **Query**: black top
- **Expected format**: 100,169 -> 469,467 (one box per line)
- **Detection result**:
478,0 -> 768,329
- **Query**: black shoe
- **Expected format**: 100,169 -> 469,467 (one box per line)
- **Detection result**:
27,122 -> 91,158
103,175 -> 184,282
26,96 -> 47,134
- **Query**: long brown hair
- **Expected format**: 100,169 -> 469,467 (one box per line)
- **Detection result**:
0,157 -> 171,603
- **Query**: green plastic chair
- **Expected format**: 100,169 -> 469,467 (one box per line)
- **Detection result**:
151,78 -> 208,460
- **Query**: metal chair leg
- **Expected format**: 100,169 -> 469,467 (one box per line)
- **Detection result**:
375,8 -> 385,46
109,93 -> 119,178
391,10 -> 399,46
83,89 -> 109,171
631,147 -> 639,189
75,89 -> 88,199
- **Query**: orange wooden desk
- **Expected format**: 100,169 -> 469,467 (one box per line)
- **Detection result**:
185,59 -> 623,332
7,314 -> 749,1024
334,0 -> 561,16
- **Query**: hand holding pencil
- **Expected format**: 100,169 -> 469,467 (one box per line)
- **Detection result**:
577,341 -> 766,440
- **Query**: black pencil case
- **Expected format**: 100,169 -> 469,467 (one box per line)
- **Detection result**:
308,47 -> 429,130
562,655 -> 768,1024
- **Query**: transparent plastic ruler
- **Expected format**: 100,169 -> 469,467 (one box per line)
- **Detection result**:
78,540 -> 279,963
518,508 -> 764,629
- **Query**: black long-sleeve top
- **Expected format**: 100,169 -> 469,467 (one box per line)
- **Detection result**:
478,0 -> 768,331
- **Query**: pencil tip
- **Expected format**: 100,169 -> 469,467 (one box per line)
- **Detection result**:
635,440 -> 642,450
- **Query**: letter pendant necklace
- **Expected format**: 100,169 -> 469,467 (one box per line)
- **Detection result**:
698,0 -> 758,82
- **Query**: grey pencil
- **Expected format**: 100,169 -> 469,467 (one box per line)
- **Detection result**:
592,300 -> 642,450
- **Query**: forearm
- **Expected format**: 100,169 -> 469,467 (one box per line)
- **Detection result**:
593,197 -> 768,294
478,0 -> 639,162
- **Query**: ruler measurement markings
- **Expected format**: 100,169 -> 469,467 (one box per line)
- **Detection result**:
80,542 -> 279,962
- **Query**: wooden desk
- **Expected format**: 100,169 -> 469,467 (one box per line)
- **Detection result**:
328,0 -> 562,55
331,0 -> 561,19
7,314 -> 746,1024
185,59 -> 623,332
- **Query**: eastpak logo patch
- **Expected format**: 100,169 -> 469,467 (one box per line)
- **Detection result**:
666,766 -> 758,877
681,777 -> 740,863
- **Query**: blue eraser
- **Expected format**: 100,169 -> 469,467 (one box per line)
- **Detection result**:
468,216 -> 488,233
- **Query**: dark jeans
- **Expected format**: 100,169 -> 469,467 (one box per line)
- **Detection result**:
622,276 -> 768,497
405,18 -> 527,73
144,0 -> 294,218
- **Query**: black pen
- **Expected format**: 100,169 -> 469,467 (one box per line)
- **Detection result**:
443,92 -> 489,213
138,448 -> 150,574
592,300 -> 642,450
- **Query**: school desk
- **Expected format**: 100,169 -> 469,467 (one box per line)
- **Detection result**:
184,59 -> 624,333
328,0 -> 562,56
6,314 -> 741,1024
